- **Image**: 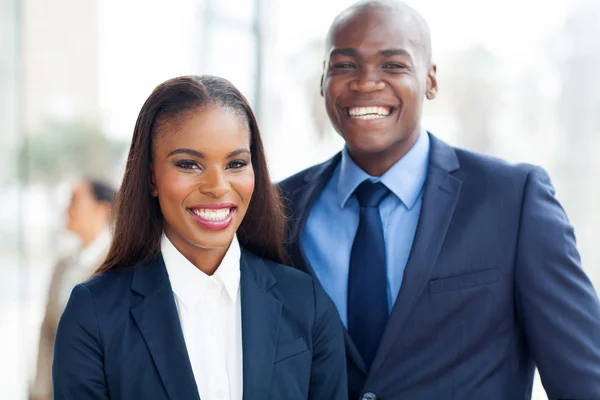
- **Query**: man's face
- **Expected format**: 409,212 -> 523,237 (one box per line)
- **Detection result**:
322,6 -> 437,167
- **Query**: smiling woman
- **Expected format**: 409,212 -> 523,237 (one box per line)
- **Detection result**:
100,75 -> 284,273
51,75 -> 348,400
150,102 -> 257,273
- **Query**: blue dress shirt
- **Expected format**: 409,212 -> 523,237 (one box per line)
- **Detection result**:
301,132 -> 430,327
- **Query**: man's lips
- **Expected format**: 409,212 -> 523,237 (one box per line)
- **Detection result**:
343,105 -> 397,120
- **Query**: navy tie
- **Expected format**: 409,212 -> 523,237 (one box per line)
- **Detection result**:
348,180 -> 390,369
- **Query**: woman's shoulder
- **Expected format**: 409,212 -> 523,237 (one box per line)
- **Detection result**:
242,250 -> 339,333
83,264 -> 136,290
244,250 -> 313,286
76,262 -> 144,307
242,250 -> 319,305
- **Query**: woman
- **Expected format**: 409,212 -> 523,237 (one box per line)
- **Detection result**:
31,178 -> 115,400
52,75 -> 347,399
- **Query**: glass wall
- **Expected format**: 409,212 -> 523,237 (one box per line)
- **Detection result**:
0,0 -> 25,396
1,0 -> 598,397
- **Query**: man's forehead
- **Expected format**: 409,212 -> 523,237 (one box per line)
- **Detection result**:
326,4 -> 431,62
330,16 -> 420,52
332,17 -> 413,46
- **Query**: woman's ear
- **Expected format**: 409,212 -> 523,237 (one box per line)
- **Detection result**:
149,164 -> 158,197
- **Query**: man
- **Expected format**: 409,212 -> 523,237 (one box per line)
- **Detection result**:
30,178 -> 115,400
278,1 -> 600,399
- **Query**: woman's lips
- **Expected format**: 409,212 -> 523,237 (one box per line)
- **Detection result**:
187,205 -> 236,231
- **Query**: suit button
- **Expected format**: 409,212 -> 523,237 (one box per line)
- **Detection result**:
362,393 -> 377,400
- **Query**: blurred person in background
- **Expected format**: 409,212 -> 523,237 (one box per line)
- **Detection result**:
30,178 -> 115,400
279,0 -> 600,399
52,75 -> 347,399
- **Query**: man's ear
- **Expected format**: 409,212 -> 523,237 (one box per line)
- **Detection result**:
426,64 -> 438,100
320,61 -> 325,97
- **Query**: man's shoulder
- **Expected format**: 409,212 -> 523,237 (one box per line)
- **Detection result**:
430,135 -> 549,203
277,167 -> 311,194
451,144 -> 538,182
277,153 -> 341,195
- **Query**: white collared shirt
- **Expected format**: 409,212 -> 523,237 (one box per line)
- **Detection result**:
58,227 -> 111,307
161,233 -> 243,400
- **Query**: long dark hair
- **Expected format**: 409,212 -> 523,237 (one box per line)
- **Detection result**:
97,75 -> 286,273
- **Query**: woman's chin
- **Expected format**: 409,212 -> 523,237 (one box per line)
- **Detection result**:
186,226 -> 239,251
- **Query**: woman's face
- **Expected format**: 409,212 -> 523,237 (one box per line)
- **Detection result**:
151,104 -> 254,255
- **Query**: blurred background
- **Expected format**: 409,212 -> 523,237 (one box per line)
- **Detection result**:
1,0 -> 599,398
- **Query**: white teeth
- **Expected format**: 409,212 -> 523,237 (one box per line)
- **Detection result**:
352,114 -> 386,120
348,106 -> 391,118
191,208 -> 231,221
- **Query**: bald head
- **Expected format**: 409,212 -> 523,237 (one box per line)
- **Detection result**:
326,0 -> 432,66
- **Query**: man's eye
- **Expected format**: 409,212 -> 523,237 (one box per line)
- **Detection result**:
333,63 -> 355,69
383,63 -> 406,69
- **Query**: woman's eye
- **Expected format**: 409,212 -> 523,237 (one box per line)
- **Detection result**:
175,160 -> 199,170
228,160 -> 248,169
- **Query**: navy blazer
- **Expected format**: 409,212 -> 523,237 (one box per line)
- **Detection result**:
52,249 -> 348,399
278,133 -> 600,400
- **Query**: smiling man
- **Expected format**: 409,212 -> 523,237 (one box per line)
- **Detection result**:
322,0 -> 435,177
278,1 -> 600,399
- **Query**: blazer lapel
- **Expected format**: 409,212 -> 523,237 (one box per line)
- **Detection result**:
282,153 -> 368,374
130,256 -> 200,400
370,134 -> 463,376
284,153 -> 341,277
240,251 -> 282,400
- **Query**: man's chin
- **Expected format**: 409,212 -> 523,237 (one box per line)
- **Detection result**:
345,137 -> 395,156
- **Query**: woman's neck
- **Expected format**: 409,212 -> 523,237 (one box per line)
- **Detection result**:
189,247 -> 227,276
163,230 -> 230,276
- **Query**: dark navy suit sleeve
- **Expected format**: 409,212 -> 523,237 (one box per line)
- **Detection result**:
53,284 -> 109,399
309,279 -> 348,399
515,166 -> 600,399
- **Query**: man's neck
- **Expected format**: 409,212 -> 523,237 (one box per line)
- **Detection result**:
349,132 -> 421,177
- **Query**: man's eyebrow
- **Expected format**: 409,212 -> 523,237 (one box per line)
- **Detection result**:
329,48 -> 414,61
330,48 -> 359,57
379,48 -> 413,59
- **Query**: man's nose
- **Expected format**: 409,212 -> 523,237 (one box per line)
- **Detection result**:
349,68 -> 386,92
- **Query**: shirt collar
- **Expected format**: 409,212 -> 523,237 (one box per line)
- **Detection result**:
76,227 -> 111,267
161,233 -> 241,306
337,130 -> 430,210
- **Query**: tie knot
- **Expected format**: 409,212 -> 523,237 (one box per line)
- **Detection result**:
354,181 -> 390,207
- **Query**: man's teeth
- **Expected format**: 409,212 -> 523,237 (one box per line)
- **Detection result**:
190,208 -> 231,221
348,106 -> 391,119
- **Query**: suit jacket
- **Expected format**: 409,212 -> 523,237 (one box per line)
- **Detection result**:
278,133 -> 600,400
52,249 -> 347,400
31,235 -> 110,400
